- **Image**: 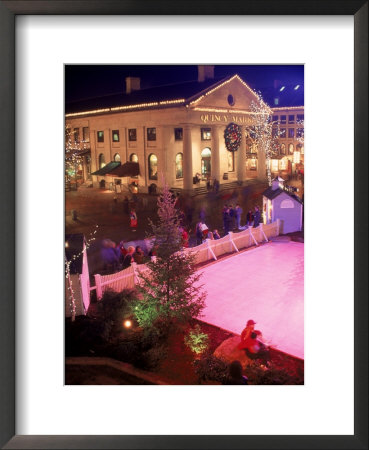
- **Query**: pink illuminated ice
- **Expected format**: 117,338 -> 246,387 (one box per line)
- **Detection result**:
198,242 -> 304,359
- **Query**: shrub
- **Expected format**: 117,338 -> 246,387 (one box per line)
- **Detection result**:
65,316 -> 113,356
136,345 -> 168,371
193,354 -> 229,384
184,325 -> 209,355
97,289 -> 136,339
245,361 -> 304,385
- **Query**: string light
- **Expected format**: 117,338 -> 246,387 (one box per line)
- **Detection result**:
66,99 -> 185,117
189,75 -> 270,110
272,106 -> 304,111
65,225 -> 98,320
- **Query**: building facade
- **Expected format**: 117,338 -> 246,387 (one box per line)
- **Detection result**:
65,69 -> 304,194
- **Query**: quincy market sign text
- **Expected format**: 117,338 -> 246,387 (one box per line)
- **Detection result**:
200,113 -> 253,125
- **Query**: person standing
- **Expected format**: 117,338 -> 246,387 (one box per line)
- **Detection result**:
235,204 -> 243,230
229,204 -> 235,230
246,209 -> 254,227
130,208 -> 137,232
253,205 -> 261,228
133,246 -> 145,264
222,205 -> 230,235
122,246 -> 135,269
181,227 -> 189,248
195,221 -> 204,246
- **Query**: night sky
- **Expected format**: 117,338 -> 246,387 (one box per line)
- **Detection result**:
65,64 -> 304,105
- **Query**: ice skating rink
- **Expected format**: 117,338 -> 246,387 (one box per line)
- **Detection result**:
198,241 -> 304,359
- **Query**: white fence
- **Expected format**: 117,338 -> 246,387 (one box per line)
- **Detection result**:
92,221 -> 280,300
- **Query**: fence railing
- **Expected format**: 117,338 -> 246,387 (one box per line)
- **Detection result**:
92,220 -> 280,300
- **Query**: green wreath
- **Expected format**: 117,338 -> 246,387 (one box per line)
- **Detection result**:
224,122 -> 242,152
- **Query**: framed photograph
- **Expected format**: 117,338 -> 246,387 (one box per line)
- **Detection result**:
1,1 -> 367,449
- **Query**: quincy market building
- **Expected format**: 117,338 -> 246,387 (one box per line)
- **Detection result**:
65,66 -> 304,194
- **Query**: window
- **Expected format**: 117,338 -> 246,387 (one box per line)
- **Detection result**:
288,115 -> 295,124
280,143 -> 286,155
249,158 -> 257,170
97,131 -> 104,142
73,128 -> 79,143
228,151 -> 235,172
288,128 -> 295,138
280,115 -> 286,124
280,128 -> 286,138
130,153 -> 138,163
293,151 -> 301,164
148,154 -> 158,180
272,128 -> 278,138
201,128 -> 211,140
114,153 -> 121,162
99,153 -> 105,168
112,130 -> 120,142
272,115 -> 278,123
297,144 -> 304,154
271,160 -> 279,171
296,128 -> 304,138
175,153 -> 183,179
274,98 -> 279,105
147,127 -> 156,141
297,114 -> 304,123
288,143 -> 294,154
280,158 -> 288,170
128,129 -> 137,141
174,128 -> 183,141
83,127 -> 90,142
227,94 -> 235,106
201,147 -> 211,176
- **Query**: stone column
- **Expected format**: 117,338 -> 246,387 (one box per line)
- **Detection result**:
183,124 -> 193,191
163,126 -> 173,187
237,125 -> 246,183
211,125 -> 221,182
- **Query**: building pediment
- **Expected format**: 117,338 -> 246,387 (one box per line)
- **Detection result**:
187,75 -> 262,112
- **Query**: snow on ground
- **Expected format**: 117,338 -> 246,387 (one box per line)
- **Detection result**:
198,241 -> 304,359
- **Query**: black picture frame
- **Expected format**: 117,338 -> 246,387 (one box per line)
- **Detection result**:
0,1 -> 367,449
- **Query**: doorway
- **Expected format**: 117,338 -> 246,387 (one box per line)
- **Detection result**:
201,147 -> 211,179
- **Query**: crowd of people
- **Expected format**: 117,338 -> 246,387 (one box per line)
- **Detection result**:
101,191 -> 263,273
100,239 -> 150,273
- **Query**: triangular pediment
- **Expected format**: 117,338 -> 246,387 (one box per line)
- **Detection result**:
187,75 -> 262,111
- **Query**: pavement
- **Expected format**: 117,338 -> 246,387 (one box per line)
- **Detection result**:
66,181 -> 275,274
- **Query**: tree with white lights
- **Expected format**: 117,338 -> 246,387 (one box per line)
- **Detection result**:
249,94 -> 275,186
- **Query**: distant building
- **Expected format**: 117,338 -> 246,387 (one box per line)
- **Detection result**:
262,176 -> 303,234
65,66 -> 304,194
269,106 -> 304,179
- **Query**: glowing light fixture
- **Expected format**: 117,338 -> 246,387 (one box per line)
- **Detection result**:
279,86 -> 285,92
123,319 -> 132,329
294,85 -> 300,90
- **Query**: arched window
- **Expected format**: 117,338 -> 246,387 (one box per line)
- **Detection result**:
288,143 -> 294,154
280,143 -> 286,155
114,153 -> 121,162
130,153 -> 138,163
175,153 -> 183,179
99,153 -> 105,169
148,154 -> 158,180
201,147 -> 211,177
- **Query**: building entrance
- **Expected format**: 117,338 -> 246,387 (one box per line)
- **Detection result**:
201,147 -> 211,179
